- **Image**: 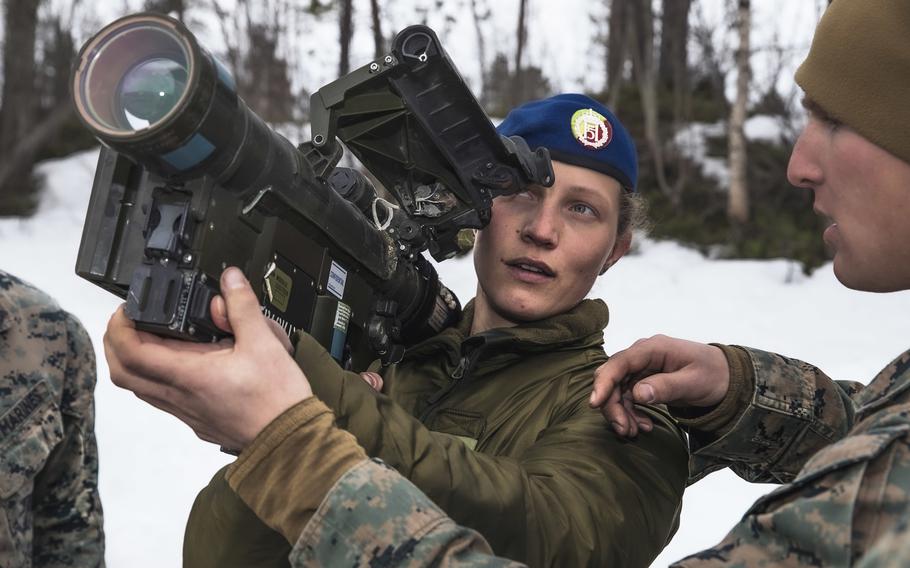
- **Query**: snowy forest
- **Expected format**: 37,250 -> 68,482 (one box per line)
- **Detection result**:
1,0 -> 831,268
6,2 -> 909,568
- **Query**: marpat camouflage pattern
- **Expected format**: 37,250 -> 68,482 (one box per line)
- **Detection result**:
0,270 -> 104,568
292,459 -> 521,568
674,347 -> 910,566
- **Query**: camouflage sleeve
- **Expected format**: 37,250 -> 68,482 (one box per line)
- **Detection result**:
31,314 -> 105,568
291,458 -> 524,568
856,506 -> 910,567
673,356 -> 910,567
686,347 -> 861,484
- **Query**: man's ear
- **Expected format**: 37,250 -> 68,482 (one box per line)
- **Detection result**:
600,232 -> 632,275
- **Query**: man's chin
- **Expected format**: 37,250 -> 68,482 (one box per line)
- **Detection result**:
832,258 -> 858,290
832,258 -> 903,293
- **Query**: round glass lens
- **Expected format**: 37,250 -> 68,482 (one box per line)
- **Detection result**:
116,57 -> 188,129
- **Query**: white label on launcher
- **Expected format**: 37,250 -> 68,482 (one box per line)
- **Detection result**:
327,260 -> 347,299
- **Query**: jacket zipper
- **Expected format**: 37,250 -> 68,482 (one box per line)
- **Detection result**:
419,338 -> 485,422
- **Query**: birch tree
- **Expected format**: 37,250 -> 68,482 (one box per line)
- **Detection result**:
728,0 -> 751,223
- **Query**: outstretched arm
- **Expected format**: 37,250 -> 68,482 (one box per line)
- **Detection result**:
589,335 -> 730,437
589,335 -> 861,484
104,267 -> 312,452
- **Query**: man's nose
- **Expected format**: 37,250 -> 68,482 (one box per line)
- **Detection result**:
787,125 -> 824,189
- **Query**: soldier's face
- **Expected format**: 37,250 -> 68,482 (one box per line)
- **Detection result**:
471,161 -> 630,332
787,110 -> 910,292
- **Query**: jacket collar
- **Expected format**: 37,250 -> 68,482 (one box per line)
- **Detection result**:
404,298 -> 610,361
460,298 -> 608,347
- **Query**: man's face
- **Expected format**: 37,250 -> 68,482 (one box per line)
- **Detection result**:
471,160 -> 629,331
787,110 -> 910,292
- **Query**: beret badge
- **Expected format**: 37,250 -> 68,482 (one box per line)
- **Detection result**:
571,108 -> 612,150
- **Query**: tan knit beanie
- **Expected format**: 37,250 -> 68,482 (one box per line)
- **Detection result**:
795,0 -> 910,164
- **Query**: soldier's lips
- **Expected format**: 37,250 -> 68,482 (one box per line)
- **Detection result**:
505,258 -> 555,283
815,210 -> 837,246
812,206 -> 833,242
823,222 -> 839,247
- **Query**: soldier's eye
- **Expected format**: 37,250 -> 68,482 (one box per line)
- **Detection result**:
569,203 -> 597,217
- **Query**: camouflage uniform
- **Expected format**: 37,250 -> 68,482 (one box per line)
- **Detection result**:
670,346 -> 910,567
0,271 -> 104,567
289,459 -> 521,568
276,346 -> 910,568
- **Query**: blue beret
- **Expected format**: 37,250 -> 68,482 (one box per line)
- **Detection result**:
496,93 -> 638,191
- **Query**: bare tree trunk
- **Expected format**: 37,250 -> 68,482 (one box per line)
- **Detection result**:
46,17 -> 76,106
628,0 -> 676,200
690,5 -> 727,108
513,0 -> 528,106
0,0 -> 42,215
211,0 -> 242,78
369,0 -> 383,59
606,0 -> 630,110
338,0 -> 354,76
728,0 -> 751,224
659,0 -> 691,122
0,105 -> 73,195
470,0 -> 489,94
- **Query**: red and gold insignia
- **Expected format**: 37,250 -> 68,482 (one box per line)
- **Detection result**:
571,108 -> 612,150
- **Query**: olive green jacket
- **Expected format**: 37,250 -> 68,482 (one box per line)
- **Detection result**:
271,347 -> 910,568
184,299 -> 687,567
307,298 -> 686,566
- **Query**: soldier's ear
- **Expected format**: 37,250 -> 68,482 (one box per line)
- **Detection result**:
601,232 -> 632,275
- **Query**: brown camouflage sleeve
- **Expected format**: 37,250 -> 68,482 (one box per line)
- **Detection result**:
225,397 -> 367,542
672,349 -> 910,567
31,314 -> 105,568
855,498 -> 910,567
292,459 -> 524,568
684,346 -> 862,484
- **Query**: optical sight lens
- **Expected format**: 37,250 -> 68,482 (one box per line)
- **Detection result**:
76,21 -> 192,135
117,58 -> 188,129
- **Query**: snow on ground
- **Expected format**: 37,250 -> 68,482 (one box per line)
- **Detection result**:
3,148 -> 910,566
